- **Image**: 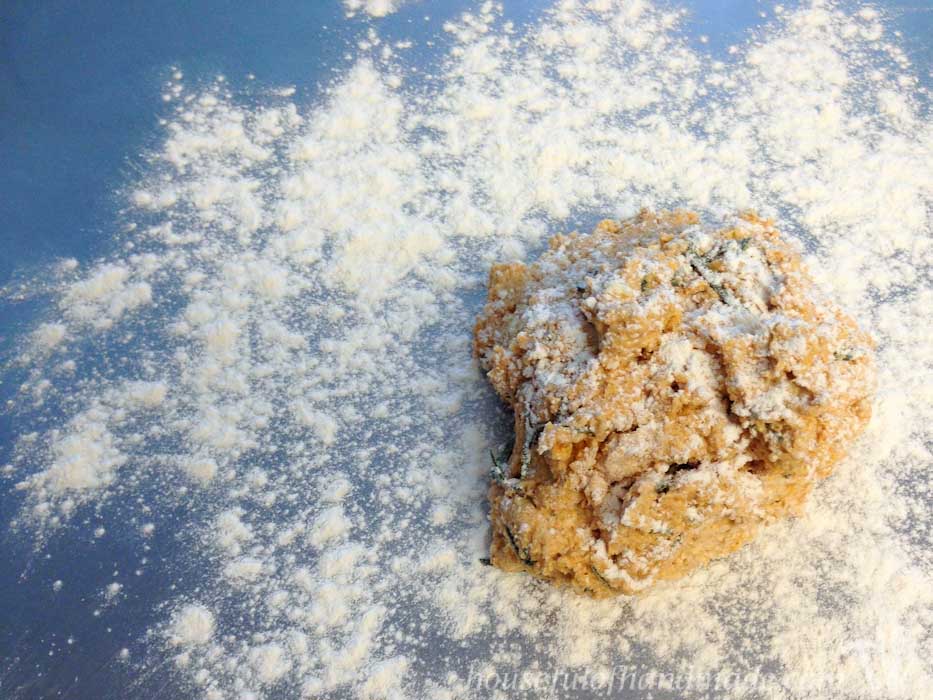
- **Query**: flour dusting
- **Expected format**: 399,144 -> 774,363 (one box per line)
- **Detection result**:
343,0 -> 401,18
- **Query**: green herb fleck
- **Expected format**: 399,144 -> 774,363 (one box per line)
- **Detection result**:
703,242 -> 726,261
520,415 -> 544,480
738,237 -> 752,251
504,525 -> 534,567
656,479 -> 672,494
490,449 -> 509,484
688,253 -> 736,306
590,565 -> 612,588
640,277 -> 649,293
834,350 -> 856,361
563,421 -> 596,438
764,425 -> 784,442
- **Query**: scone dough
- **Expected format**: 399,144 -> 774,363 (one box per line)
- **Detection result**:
474,210 -> 875,596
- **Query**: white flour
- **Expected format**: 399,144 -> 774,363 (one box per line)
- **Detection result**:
3,1 -> 933,699
343,0 -> 400,18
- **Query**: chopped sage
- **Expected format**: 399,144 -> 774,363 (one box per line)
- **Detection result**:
688,251 -> 737,306
766,425 -> 784,442
520,414 -> 544,480
489,448 -> 509,484
590,564 -> 612,588
504,525 -> 534,566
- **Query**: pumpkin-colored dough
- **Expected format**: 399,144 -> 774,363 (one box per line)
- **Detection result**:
474,209 -> 875,597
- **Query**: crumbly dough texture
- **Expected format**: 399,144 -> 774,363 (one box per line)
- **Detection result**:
474,210 -> 875,597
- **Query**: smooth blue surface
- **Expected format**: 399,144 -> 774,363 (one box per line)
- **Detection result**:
0,1 -> 930,698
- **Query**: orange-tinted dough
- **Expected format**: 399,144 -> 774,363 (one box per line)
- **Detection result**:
474,210 -> 875,596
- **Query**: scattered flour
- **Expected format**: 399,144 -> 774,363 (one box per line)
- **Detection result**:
62,262 -> 153,329
3,1 -> 932,699
33,322 -> 67,350
343,0 -> 400,18
16,407 -> 125,496
171,604 -> 216,646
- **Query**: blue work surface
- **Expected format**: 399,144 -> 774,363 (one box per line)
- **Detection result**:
1,2 -> 931,699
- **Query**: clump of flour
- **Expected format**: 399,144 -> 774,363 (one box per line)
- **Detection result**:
3,1 -> 932,699
343,0 -> 400,19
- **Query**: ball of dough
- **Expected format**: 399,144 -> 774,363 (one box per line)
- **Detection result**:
474,210 -> 875,596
